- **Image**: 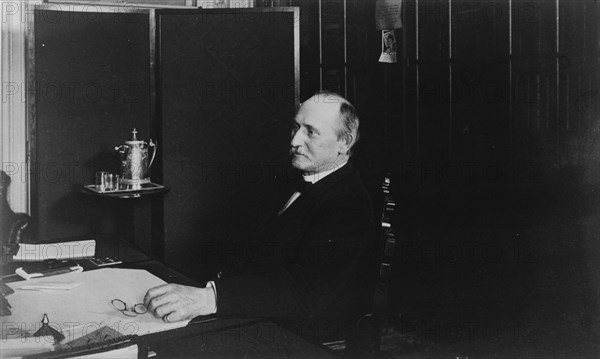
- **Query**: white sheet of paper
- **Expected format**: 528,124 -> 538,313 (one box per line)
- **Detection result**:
0,336 -> 55,357
19,281 -> 83,291
77,344 -> 138,359
376,0 -> 403,30
6,268 -> 190,343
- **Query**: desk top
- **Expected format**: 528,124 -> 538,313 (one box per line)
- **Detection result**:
1,235 -> 334,358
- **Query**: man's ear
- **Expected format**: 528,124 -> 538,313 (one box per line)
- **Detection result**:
338,134 -> 353,155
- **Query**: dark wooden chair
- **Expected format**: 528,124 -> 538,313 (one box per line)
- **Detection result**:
322,174 -> 397,357
1,171 -> 31,244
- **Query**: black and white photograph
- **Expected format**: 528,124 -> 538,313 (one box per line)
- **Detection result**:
1,0 -> 599,358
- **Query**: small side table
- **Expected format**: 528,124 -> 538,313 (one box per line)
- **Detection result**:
82,183 -> 169,256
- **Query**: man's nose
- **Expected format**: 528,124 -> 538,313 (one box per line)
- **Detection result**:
290,129 -> 303,147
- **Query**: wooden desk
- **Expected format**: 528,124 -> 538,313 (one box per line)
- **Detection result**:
146,321 -> 335,358
1,235 -> 334,358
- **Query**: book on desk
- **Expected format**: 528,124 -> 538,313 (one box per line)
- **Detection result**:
22,333 -> 140,359
15,260 -> 84,280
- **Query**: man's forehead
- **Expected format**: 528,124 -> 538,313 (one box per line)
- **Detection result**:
297,97 -> 341,123
303,93 -> 344,107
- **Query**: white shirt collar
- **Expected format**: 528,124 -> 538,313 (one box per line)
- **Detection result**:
302,161 -> 348,184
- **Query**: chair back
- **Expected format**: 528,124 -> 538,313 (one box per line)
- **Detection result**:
342,173 -> 397,355
0,171 -> 31,244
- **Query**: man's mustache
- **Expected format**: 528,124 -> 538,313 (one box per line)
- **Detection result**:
290,148 -> 306,157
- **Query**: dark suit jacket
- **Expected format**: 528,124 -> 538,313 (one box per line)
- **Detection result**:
214,162 -> 376,341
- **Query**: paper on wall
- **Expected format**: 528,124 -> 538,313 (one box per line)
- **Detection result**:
379,30 -> 397,63
376,0 -> 402,30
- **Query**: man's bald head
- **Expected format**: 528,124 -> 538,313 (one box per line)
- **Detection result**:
307,91 -> 360,157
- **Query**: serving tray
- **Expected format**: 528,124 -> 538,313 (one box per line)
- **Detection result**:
82,182 -> 167,198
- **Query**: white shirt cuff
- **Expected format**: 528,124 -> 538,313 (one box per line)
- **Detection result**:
206,280 -> 217,314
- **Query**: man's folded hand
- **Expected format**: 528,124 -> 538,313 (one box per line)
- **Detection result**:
144,283 -> 217,322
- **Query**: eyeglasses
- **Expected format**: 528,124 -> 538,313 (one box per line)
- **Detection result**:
111,299 -> 148,317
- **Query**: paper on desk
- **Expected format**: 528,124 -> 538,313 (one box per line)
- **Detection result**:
6,268 -> 190,343
0,336 -> 55,357
77,344 -> 138,359
19,281 -> 83,291
13,240 -> 96,261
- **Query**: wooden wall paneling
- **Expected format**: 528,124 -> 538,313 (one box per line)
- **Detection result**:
345,0 -> 375,103
158,9 -> 299,278
585,1 -> 600,148
293,0 -> 321,99
33,6 -> 152,241
403,0 -> 419,162
416,0 -> 451,162
558,0 -> 600,173
344,0 -> 389,181
320,0 -> 346,94
510,0 -> 557,166
451,0 -> 510,166
574,1 -> 600,334
558,0 -> 584,166
377,33 -> 405,172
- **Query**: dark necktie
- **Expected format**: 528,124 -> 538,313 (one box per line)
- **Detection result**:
295,178 -> 312,193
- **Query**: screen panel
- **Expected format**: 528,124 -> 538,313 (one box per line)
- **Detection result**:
33,7 -> 152,240
159,8 -> 298,277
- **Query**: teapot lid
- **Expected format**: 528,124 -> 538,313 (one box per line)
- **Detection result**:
125,128 -> 145,145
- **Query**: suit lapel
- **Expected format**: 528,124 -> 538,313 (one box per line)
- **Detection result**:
298,162 -> 354,199
253,163 -> 357,262
278,162 -> 355,218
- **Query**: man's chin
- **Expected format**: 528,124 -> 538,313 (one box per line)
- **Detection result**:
291,158 -> 314,172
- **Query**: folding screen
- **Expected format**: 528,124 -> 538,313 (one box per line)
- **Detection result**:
31,5 -> 153,241
31,6 -> 299,277
157,8 -> 299,276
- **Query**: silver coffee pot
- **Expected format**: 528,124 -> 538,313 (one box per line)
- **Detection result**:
115,128 -> 156,186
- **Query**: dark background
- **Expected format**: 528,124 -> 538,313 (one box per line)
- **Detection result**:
30,0 -> 600,356
301,0 -> 600,355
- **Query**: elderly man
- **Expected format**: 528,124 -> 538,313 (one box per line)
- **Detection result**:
144,91 -> 375,341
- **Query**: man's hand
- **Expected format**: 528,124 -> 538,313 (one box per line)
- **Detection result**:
143,284 -> 216,322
